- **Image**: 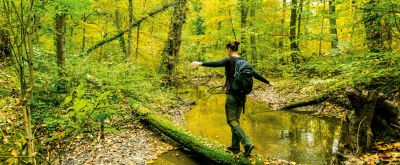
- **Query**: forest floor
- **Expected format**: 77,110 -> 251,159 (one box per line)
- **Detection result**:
58,78 -> 400,164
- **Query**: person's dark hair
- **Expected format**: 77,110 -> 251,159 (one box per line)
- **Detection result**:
226,40 -> 240,51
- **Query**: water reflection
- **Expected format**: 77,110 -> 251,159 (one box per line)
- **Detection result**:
180,86 -> 341,164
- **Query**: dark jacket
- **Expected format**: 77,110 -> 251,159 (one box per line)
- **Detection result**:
202,57 -> 269,94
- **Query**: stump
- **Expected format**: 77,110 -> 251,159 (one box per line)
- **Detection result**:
338,87 -> 400,156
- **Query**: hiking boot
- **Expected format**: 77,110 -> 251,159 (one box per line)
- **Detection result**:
226,146 -> 240,154
244,144 -> 254,157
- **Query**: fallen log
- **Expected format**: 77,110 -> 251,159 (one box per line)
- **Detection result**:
278,95 -> 329,110
129,101 -> 263,164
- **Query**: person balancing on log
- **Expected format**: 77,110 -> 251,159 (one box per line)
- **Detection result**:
191,40 -> 272,157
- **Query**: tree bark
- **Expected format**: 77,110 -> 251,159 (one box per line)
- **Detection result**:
114,10 -> 128,55
319,0 -> 326,56
132,105 -> 262,164
55,13 -> 66,69
249,1 -> 257,62
135,23 -> 140,60
290,0 -> 300,63
240,0 -> 249,58
328,0 -> 339,50
82,2 -> 175,56
158,0 -> 188,85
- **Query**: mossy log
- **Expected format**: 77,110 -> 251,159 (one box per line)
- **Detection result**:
130,103 -> 263,164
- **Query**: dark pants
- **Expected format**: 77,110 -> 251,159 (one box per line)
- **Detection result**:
225,93 -> 252,149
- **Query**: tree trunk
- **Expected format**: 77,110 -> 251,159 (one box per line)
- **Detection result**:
81,14 -> 89,53
158,0 -> 188,85
4,0 -> 37,163
249,1 -> 257,62
55,13 -> 66,69
0,28 -> 11,61
319,0 -> 326,56
328,0 -> 339,50
127,0 -> 133,60
132,105 -> 262,164
297,0 -> 303,41
290,0 -> 300,63
279,0 -> 287,50
362,0 -> 384,53
135,23 -> 140,60
114,10 -> 128,55
228,8 -> 237,40
82,3 -> 175,56
338,87 -> 400,158
240,0 -> 249,58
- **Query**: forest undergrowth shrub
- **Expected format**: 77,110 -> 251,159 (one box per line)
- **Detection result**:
0,48 -> 179,162
261,50 -> 400,96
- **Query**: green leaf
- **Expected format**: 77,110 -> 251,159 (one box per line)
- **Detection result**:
63,95 -> 73,104
98,113 -> 108,124
76,83 -> 85,98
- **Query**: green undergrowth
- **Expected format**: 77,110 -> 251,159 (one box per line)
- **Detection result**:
260,51 -> 400,97
1,48 -> 180,163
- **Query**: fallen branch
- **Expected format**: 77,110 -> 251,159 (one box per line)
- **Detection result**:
278,95 -> 328,110
81,2 -> 176,56
129,101 -> 263,164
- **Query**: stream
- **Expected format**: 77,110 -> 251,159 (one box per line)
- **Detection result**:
154,86 -> 341,164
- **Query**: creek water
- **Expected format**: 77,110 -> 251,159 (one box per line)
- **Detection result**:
154,86 -> 341,164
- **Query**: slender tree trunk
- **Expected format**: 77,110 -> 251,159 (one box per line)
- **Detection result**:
135,23 -> 140,60
158,0 -> 188,85
81,14 -> 88,53
114,10 -> 128,55
319,0 -> 326,56
4,1 -> 37,163
240,0 -> 249,58
127,0 -> 133,60
55,13 -> 66,69
249,1 -> 257,62
329,0 -> 339,49
362,0 -> 383,53
297,0 -> 303,41
279,0 -> 287,50
228,8 -> 237,40
290,0 -> 300,63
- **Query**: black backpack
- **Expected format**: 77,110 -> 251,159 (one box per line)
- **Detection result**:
231,57 -> 254,95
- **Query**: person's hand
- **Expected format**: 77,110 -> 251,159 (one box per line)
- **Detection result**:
191,61 -> 202,67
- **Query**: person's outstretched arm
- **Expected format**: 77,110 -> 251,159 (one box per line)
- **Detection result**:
191,58 -> 228,67
253,71 -> 271,85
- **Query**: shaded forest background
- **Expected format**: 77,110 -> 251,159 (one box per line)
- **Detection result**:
0,0 -> 399,164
